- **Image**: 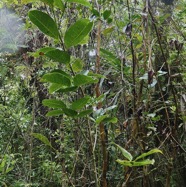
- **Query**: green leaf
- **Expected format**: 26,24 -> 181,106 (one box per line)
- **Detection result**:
58,86 -> 78,93
131,159 -> 155,167
32,133 -> 53,149
49,83 -> 63,93
102,117 -> 118,123
45,49 -> 70,64
54,0 -> 64,11
46,110 -> 64,116
74,74 -> 97,86
72,58 -> 84,72
96,115 -> 108,124
103,10 -> 111,20
135,149 -> 163,161
102,26 -> 114,35
114,143 -> 133,161
40,0 -> 54,7
64,19 -> 93,48
100,48 -> 120,69
51,69 -> 71,79
28,10 -> 59,39
116,159 -> 133,167
42,99 -> 66,109
77,109 -> 93,117
42,73 -> 71,86
70,96 -> 90,110
33,47 -> 55,57
116,159 -> 155,167
63,108 -> 77,117
67,0 -> 91,8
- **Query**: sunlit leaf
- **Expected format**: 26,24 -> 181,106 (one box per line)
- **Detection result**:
135,149 -> 163,161
114,143 -> 133,161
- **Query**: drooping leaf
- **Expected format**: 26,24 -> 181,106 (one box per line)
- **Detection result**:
46,110 -> 64,116
67,0 -> 91,8
74,74 -> 97,86
114,143 -> 133,161
70,96 -> 90,110
42,99 -> 66,109
45,49 -> 70,64
28,10 -> 59,39
32,133 -> 53,148
135,149 -> 163,161
42,73 -> 71,86
64,19 -> 93,48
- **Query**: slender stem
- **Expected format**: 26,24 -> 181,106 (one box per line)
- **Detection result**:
95,19 -> 108,187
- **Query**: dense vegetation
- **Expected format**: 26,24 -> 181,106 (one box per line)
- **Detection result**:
0,0 -> 185,186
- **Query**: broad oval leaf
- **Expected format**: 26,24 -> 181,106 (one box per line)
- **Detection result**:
115,143 -> 133,161
135,149 -> 163,161
64,19 -> 93,48
28,10 -> 59,39
32,133 -> 53,149
42,73 -> 71,86
46,49 -> 70,64
42,99 -> 66,109
70,96 -> 90,110
67,0 -> 91,8
74,74 -> 98,86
